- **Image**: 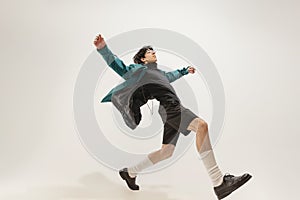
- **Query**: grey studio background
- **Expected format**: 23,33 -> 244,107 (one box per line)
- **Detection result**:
0,0 -> 299,199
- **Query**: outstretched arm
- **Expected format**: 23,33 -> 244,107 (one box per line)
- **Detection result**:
94,34 -> 131,78
163,66 -> 196,83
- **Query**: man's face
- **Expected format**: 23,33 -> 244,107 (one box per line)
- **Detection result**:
141,49 -> 157,64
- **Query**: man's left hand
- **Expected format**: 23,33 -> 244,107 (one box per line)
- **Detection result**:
187,66 -> 196,74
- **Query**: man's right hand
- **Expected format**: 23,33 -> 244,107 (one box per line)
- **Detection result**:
94,34 -> 106,50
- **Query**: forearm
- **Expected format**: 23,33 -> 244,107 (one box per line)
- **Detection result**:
97,45 -> 115,66
165,67 -> 189,83
96,45 -> 129,77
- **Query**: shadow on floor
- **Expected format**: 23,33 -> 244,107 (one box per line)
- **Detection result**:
4,171 -> 179,200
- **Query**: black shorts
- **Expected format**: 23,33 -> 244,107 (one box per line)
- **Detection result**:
159,104 -> 198,145
131,83 -> 198,146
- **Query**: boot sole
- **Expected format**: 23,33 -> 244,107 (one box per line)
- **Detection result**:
217,174 -> 252,199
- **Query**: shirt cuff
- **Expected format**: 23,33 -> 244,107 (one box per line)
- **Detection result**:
178,67 -> 189,75
96,45 -> 109,55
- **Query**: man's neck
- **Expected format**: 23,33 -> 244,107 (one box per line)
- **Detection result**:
144,62 -> 157,69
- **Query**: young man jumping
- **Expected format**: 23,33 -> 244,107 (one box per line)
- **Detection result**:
94,34 -> 252,199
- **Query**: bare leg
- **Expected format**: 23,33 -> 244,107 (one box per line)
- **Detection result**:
187,118 -> 212,153
187,118 -> 224,186
148,144 -> 175,164
128,144 -> 175,177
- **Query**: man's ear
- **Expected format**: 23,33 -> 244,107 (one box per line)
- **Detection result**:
141,57 -> 146,63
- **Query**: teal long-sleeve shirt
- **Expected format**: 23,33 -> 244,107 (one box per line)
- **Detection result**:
97,45 -> 189,103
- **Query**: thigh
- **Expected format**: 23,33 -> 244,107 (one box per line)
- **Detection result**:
187,118 -> 201,132
162,122 -> 180,146
179,106 -> 199,136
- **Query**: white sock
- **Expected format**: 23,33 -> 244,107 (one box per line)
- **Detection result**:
128,156 -> 154,178
200,150 -> 224,187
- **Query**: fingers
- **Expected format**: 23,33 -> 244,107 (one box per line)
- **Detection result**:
94,34 -> 103,43
96,34 -> 101,40
187,66 -> 196,74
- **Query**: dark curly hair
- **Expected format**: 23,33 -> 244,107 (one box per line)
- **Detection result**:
133,45 -> 154,64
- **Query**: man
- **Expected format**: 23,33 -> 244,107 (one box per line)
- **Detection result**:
94,34 -> 251,199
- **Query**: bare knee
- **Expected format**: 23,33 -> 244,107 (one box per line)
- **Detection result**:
197,119 -> 208,133
160,144 -> 175,159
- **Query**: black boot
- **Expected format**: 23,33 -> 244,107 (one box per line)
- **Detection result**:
214,173 -> 252,199
119,168 -> 140,190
